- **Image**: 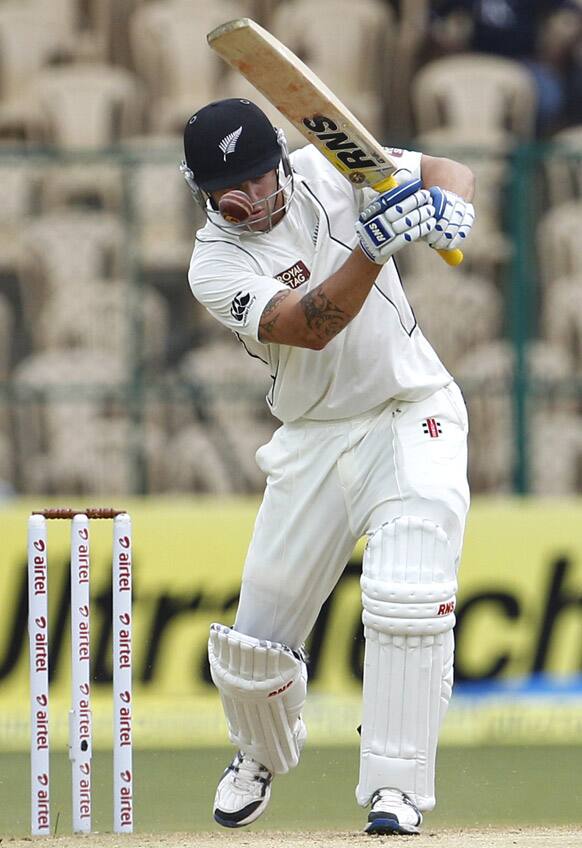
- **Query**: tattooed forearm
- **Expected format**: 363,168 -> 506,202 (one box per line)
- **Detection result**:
259,289 -> 293,341
258,281 -> 354,346
301,289 -> 350,341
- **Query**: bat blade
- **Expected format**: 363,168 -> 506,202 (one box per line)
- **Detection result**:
207,18 -> 463,266
208,17 -> 398,188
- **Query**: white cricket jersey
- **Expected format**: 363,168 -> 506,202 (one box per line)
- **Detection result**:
188,146 -> 451,423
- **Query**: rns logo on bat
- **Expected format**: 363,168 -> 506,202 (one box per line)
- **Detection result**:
302,116 -> 377,173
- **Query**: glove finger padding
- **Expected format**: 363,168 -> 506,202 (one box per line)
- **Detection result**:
427,187 -> 475,251
359,185 -> 432,224
391,203 -> 437,236
356,179 -> 436,264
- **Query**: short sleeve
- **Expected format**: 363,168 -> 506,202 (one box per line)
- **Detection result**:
188,241 -> 289,342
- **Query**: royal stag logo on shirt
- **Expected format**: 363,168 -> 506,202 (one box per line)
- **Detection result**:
275,260 -> 310,289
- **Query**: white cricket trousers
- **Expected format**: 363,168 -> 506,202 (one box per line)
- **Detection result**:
235,382 -> 470,648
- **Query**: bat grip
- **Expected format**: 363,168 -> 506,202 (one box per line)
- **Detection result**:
373,176 -> 464,267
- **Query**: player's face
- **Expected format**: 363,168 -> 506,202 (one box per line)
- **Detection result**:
213,169 -> 285,232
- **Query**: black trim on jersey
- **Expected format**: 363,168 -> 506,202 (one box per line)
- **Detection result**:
194,237 -> 265,275
372,283 -> 416,337
301,183 -> 353,253
394,254 -> 418,334
234,331 -> 270,367
373,255 -> 417,337
234,333 -> 278,413
266,359 -> 280,409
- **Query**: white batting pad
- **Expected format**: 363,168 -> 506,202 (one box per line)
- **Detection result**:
208,624 -> 307,774
356,516 -> 457,810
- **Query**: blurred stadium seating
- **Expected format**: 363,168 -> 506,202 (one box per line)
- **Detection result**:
0,0 -> 581,497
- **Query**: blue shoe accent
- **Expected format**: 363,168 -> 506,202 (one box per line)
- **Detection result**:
365,815 -> 401,834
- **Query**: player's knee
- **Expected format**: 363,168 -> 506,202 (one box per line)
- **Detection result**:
208,623 -> 307,697
208,623 -> 307,773
361,516 -> 457,637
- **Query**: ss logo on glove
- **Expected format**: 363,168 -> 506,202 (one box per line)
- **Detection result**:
356,179 -> 436,264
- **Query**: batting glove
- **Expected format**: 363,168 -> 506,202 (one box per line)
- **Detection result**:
356,179 -> 436,264
426,187 -> 475,252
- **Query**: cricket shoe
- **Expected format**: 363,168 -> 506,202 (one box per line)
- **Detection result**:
365,788 -> 423,835
213,751 -> 273,828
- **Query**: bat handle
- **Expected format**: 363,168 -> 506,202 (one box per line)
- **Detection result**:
437,246 -> 464,266
373,176 -> 464,267
374,176 -> 399,191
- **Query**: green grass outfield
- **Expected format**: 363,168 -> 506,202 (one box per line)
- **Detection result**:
2,746 -> 581,837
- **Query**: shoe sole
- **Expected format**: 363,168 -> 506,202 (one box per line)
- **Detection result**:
214,812 -> 243,829
365,817 -> 420,835
214,808 -> 264,829
214,796 -> 269,829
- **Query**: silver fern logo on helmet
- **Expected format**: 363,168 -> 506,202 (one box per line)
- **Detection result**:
219,126 -> 243,161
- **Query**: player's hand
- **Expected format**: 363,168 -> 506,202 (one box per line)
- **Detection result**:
426,188 -> 475,252
356,179 -> 436,264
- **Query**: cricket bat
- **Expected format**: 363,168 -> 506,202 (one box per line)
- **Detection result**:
207,18 -> 463,267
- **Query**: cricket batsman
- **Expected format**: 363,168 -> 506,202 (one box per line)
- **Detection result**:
180,97 -> 474,835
